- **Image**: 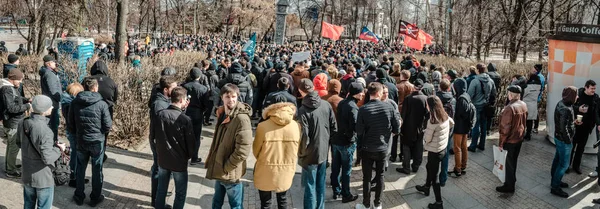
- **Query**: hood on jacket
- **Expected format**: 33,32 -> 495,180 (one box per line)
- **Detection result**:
262,102 -> 296,126
302,91 -> 321,109
292,68 -> 307,76
487,63 -> 497,72
366,71 -> 377,81
476,73 -> 492,84
74,91 -> 104,106
342,74 -> 354,81
327,79 -> 341,95
313,73 -> 328,91
61,92 -> 75,105
432,71 -> 442,81
229,62 -> 244,74
91,60 -> 109,76
453,78 -> 468,96
437,91 -> 454,104
0,78 -> 13,87
562,86 -> 578,105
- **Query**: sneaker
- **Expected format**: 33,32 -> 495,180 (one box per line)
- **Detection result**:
453,170 -> 462,177
589,171 -> 598,177
355,203 -> 369,209
428,202 -> 444,209
333,193 -> 340,200
190,158 -> 202,165
551,188 -> 569,198
6,171 -> 21,178
416,185 -> 430,196
593,198 -> 600,204
342,194 -> 359,203
88,195 -> 105,207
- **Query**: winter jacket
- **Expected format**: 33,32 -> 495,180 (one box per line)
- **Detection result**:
313,73 -> 328,97
339,74 -> 356,98
263,90 -> 296,108
205,68 -> 220,101
205,102 -> 253,183
333,97 -> 359,146
401,90 -> 429,145
253,102 -> 300,192
466,73 -> 477,87
356,99 -> 401,152
18,114 -> 61,188
437,91 -> 456,117
218,63 -> 253,104
182,80 -> 210,111
154,105 -> 195,172
365,71 -> 377,86
487,63 -> 502,91
498,99 -> 528,146
218,64 -> 229,80
68,91 -> 112,144
417,70 -> 429,83
0,79 -> 29,128
322,79 -> 343,117
149,92 -> 170,146
467,73 -> 497,109
289,69 -> 309,98
263,69 -> 294,96
90,60 -> 119,110
523,76 -> 542,120
297,91 -> 337,169
39,67 -> 62,106
396,79 -> 414,112
453,78 -> 475,134
424,118 -> 455,153
61,93 -> 75,123
573,88 -> 600,133
3,63 -> 17,78
555,100 -> 575,144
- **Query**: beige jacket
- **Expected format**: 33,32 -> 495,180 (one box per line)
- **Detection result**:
424,118 -> 455,153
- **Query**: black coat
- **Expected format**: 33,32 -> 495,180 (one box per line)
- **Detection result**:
218,63 -> 253,104
149,92 -> 170,145
0,80 -> 29,128
333,97 -> 359,146
339,75 -> 356,98
453,78 -> 473,134
153,105 -> 195,172
555,100 -> 575,144
68,91 -> 112,144
91,61 -> 119,112
205,69 -> 220,101
182,80 -> 210,111
400,91 -> 429,145
263,70 -> 294,96
39,67 -> 62,106
297,91 -> 337,169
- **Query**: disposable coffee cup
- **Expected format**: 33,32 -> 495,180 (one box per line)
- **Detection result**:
577,115 -> 583,122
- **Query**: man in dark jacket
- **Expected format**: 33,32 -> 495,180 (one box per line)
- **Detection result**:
69,77 -> 112,207
436,79 -> 456,186
374,69 -> 398,103
40,55 -> 62,142
496,85 -> 528,193
339,66 -> 357,98
451,78 -> 474,177
15,44 -> 28,56
218,62 -> 253,104
487,63 -> 501,134
1,69 -> 31,178
148,75 -> 178,207
467,64 -> 497,152
182,68 -> 211,165
203,62 -> 219,126
148,67 -> 177,109
90,60 -> 118,161
397,81 -> 429,174
3,54 -> 19,78
330,82 -> 363,203
263,62 -> 294,97
217,57 -> 231,80
297,78 -> 337,209
154,87 -> 195,209
356,82 -> 400,209
262,77 -> 296,108
569,80 -> 600,174
551,86 -> 578,198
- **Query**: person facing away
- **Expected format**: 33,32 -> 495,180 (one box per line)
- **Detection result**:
182,68 -> 211,165
496,85 -> 527,193
523,73 -> 542,141
19,95 -> 66,209
297,78 -> 337,209
61,83 -> 87,188
1,69 -> 31,178
205,84 -> 253,209
39,55 -> 62,142
451,78 -> 475,177
153,87 -> 196,209
397,80 -> 429,174
551,86 -> 578,198
68,77 -> 112,207
467,63 -> 496,152
262,77 -> 296,109
253,102 -> 300,209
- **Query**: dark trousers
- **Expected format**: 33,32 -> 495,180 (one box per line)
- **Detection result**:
74,142 -> 104,201
185,107 -> 204,161
361,150 -> 386,208
391,135 -> 400,160
534,115 -> 539,129
425,150 -> 445,202
48,107 -> 60,142
570,125 -> 593,170
525,120 -> 534,139
402,141 -> 423,171
258,190 -> 288,209
503,142 -> 522,189
203,100 -> 215,123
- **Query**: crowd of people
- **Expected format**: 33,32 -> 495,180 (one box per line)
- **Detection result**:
2,34 -> 600,209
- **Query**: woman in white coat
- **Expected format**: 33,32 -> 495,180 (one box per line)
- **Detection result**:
523,72 -> 542,140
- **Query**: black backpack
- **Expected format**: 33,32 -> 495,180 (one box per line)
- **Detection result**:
53,152 -> 71,186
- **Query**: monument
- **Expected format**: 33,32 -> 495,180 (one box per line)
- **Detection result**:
274,0 -> 289,45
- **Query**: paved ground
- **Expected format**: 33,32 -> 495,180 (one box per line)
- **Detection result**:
0,122 -> 599,209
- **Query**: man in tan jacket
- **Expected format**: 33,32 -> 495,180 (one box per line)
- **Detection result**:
205,84 -> 253,209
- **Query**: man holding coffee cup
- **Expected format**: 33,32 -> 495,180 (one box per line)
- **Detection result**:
569,80 -> 600,175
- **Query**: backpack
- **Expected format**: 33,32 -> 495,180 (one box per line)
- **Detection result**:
442,99 -> 455,119
460,95 -> 477,129
53,152 -> 71,186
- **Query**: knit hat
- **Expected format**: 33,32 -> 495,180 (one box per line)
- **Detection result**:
190,67 -> 203,79
562,86 -> 578,104
7,54 -> 18,64
161,67 -> 177,76
534,64 -> 543,72
42,55 -> 55,63
31,95 -> 53,114
507,85 -> 522,94
338,70 -> 347,77
348,82 -> 364,96
356,77 -> 366,88
375,68 -> 387,79
299,78 -> 314,92
413,79 -> 424,89
7,69 -> 24,80
446,69 -> 457,79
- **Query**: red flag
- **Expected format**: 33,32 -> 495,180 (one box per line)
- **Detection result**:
403,35 -> 423,50
399,20 -> 419,39
419,30 -> 433,45
321,21 -> 344,41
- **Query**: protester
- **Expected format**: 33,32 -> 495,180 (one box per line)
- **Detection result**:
398,80 -> 429,174
436,79 -> 455,186
551,86 -> 578,198
61,83 -> 88,187
340,66 -> 357,97
569,80 -> 600,174
496,85 -> 527,193
154,87 -> 195,209
313,73 -> 329,97
205,84 -> 253,209
415,96 -> 454,209
203,61 -> 219,126
253,102 -> 300,209
90,60 -> 119,161
262,77 -> 296,108
523,72 -> 542,141
218,62 -> 253,104
533,64 -> 545,133
3,54 -> 19,78
19,95 -> 65,209
467,64 -> 496,152
182,68 -> 211,165
297,78 -> 337,209
355,82 -> 400,209
266,62 -> 295,97
451,78 -> 475,176
322,79 -> 343,117
69,77 -> 112,206
486,63 -> 501,135
393,70 -> 414,162
381,84 -> 401,171
39,55 -> 62,142
1,69 -> 30,178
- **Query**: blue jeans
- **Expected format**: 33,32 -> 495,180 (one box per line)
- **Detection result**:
150,141 -> 159,206
23,185 -> 53,209
212,180 -> 243,209
74,142 -> 104,201
330,144 -> 356,198
551,138 -> 573,189
302,162 -> 327,209
67,132 -> 77,180
439,127 -> 453,184
48,106 -> 60,142
156,167 -> 188,209
469,108 -> 487,149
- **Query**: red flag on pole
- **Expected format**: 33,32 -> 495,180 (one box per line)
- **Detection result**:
321,21 -> 344,41
403,35 -> 423,50
419,30 -> 433,45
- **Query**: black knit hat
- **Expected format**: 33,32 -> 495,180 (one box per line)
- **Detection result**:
534,64 -> 543,72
